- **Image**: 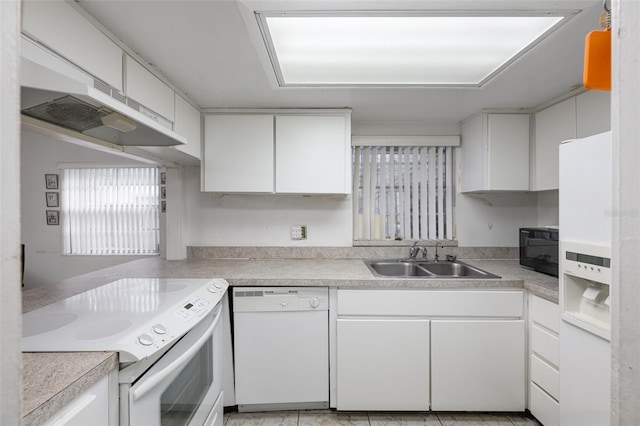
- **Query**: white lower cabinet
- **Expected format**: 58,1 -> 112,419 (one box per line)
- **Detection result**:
529,295 -> 560,426
336,318 -> 430,411
431,320 -> 525,411
44,374 -> 111,426
335,289 -> 525,412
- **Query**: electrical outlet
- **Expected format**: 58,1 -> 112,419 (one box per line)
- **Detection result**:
291,225 -> 307,240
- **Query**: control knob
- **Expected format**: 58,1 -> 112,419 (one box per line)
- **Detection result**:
310,297 -> 321,309
152,323 -> 167,335
137,334 -> 154,346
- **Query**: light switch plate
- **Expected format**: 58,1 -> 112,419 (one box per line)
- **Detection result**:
291,225 -> 307,240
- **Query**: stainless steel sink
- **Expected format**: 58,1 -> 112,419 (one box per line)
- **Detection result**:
364,259 -> 500,279
366,260 -> 436,277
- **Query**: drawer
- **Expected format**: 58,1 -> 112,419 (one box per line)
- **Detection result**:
531,295 -> 560,333
530,382 -> 560,426
531,323 -> 559,367
337,289 -> 523,317
531,353 -> 560,400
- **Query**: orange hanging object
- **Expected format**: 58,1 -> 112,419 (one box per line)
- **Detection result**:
583,29 -> 611,91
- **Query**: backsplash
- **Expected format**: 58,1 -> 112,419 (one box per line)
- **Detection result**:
187,246 -> 518,260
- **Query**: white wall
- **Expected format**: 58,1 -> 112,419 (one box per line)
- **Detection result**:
454,192 -> 539,247
537,190 -> 559,227
20,129 -> 154,288
184,166 -> 353,246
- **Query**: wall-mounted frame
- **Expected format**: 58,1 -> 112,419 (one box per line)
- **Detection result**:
45,192 -> 59,207
161,186 -> 166,199
161,201 -> 166,213
46,210 -> 59,226
160,172 -> 166,185
45,174 -> 59,189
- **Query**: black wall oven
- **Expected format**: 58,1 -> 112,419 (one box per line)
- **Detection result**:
519,227 -> 559,277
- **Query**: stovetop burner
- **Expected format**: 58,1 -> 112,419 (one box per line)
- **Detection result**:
22,277 -> 228,362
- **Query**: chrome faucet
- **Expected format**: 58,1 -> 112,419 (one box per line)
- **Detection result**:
409,242 -> 427,260
434,243 -> 442,262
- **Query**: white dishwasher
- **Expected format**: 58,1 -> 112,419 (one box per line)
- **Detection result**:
232,287 -> 329,412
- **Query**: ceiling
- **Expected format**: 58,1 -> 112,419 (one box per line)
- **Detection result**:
76,0 -> 603,125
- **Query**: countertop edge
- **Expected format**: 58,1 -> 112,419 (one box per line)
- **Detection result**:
22,352 -> 117,426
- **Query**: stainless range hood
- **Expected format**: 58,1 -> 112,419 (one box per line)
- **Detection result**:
20,36 -> 186,147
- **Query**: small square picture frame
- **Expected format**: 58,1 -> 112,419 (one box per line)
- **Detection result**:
161,186 -> 166,199
45,192 -> 59,207
45,174 -> 59,189
161,201 -> 167,213
46,210 -> 59,226
160,172 -> 166,185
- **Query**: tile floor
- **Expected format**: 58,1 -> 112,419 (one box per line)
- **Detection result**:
223,410 -> 542,425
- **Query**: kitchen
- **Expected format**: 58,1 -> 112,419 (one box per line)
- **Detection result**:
2,0 -> 640,425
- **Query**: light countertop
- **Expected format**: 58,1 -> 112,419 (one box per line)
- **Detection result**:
22,256 -> 558,424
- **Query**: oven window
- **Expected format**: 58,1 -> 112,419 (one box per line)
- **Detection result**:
160,336 -> 214,424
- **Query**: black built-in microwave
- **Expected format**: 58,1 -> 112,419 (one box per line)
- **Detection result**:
519,227 -> 559,277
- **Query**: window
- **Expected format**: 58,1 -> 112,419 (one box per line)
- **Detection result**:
353,145 -> 453,241
61,167 -> 160,255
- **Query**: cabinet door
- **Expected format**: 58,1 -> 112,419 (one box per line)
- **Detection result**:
336,318 -> 429,411
22,0 -> 123,91
275,115 -> 350,194
461,113 -> 529,192
431,320 -> 525,411
534,97 -> 576,191
460,114 -> 485,192
44,374 -> 110,426
486,114 -> 530,191
203,115 -> 274,192
174,94 -> 201,160
125,55 -> 175,121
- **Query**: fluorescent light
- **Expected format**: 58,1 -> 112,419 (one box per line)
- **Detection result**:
260,14 -> 566,86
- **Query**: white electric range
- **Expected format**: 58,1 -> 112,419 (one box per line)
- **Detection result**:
23,277 -> 229,426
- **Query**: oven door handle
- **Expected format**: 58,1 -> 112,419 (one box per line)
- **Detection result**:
132,309 -> 222,401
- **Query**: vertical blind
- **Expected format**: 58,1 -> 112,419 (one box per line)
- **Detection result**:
61,167 -> 160,255
353,146 -> 453,241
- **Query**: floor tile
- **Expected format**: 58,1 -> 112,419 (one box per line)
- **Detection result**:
437,412 -> 514,425
225,410 -> 299,426
506,413 -> 541,425
369,411 -> 443,425
298,410 -> 370,426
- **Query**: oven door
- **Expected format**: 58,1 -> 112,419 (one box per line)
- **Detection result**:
126,304 -> 224,426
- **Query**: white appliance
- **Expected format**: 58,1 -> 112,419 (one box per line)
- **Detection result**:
20,35 -> 186,147
233,287 -> 329,412
23,278 -> 229,426
559,131 -> 612,425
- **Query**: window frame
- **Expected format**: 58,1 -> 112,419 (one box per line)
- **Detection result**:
352,137 -> 457,242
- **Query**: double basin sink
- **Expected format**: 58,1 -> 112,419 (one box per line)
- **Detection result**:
364,259 -> 500,279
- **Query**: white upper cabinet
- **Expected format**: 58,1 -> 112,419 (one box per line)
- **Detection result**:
275,115 -> 351,194
576,91 -> 611,138
533,92 -> 610,191
125,55 -> 175,121
22,0 -> 123,92
534,97 -> 576,191
461,113 -> 530,192
203,114 -> 275,193
174,94 -> 202,160
203,111 -> 351,194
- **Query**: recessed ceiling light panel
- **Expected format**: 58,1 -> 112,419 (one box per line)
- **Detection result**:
257,13 -> 569,87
